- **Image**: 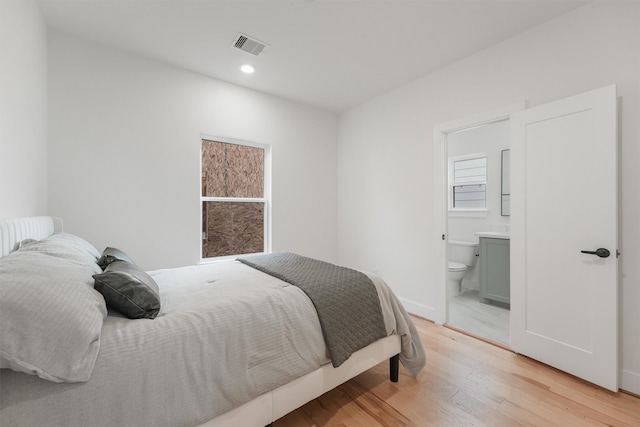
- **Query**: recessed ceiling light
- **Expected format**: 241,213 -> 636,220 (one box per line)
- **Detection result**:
240,64 -> 255,74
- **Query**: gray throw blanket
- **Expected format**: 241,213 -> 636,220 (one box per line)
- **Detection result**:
238,252 -> 387,367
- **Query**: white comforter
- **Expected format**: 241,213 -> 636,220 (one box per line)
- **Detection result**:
0,260 -> 425,427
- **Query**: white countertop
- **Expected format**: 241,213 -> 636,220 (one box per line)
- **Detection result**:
475,231 -> 510,240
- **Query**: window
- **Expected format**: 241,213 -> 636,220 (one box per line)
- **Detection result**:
201,138 -> 270,259
449,154 -> 487,210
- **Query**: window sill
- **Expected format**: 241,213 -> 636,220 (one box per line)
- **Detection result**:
448,209 -> 489,218
199,251 -> 268,265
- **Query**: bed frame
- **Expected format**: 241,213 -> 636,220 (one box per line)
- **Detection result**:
202,342 -> 400,427
0,216 -> 401,427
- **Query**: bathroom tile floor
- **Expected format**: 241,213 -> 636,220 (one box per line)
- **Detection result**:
447,290 -> 510,346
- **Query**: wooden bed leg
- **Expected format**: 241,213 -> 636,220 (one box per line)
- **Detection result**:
390,354 -> 400,382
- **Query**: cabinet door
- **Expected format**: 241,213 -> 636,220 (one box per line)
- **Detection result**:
480,237 -> 510,305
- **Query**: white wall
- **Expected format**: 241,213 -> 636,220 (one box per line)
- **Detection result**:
48,33 -> 339,270
338,1 -> 640,393
0,0 -> 48,219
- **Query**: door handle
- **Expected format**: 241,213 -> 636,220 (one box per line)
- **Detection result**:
581,248 -> 610,258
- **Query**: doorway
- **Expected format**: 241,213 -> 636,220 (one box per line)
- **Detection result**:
433,86 -> 618,391
432,102 -> 525,343
445,119 -> 511,346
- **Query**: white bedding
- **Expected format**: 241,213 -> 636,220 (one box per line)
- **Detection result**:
0,260 -> 425,427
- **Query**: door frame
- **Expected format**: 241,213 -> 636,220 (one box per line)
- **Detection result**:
432,102 -> 525,325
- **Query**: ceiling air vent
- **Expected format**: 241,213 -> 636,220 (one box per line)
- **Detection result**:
232,33 -> 268,56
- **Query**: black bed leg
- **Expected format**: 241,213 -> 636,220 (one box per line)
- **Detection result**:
265,424 -> 273,427
390,354 -> 400,382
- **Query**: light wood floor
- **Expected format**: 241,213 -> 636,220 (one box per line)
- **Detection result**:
275,316 -> 640,427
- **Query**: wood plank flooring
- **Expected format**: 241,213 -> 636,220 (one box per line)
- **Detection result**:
275,316 -> 640,427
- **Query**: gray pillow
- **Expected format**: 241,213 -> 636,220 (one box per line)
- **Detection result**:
0,242 -> 107,383
97,247 -> 136,270
93,260 -> 161,319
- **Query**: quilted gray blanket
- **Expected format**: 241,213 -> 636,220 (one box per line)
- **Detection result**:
238,252 -> 387,367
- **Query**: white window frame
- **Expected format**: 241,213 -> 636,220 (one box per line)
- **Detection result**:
199,134 -> 272,263
448,152 -> 488,214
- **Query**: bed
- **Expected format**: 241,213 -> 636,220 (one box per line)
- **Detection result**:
0,216 -> 425,427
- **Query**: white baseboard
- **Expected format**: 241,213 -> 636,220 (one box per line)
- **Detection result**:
621,369 -> 640,395
462,278 -> 479,291
398,298 -> 438,324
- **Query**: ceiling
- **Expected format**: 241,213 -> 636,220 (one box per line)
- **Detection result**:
38,0 -> 589,113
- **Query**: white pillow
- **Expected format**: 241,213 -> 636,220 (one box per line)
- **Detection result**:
18,232 -> 101,264
0,234 -> 107,383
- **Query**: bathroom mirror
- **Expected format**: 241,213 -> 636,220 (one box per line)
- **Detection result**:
501,149 -> 510,216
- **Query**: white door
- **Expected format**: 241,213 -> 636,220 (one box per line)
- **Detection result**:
510,85 -> 618,391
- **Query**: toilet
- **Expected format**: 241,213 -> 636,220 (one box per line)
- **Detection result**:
448,240 -> 479,298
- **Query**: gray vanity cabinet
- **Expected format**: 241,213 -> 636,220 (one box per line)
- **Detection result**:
479,237 -> 510,305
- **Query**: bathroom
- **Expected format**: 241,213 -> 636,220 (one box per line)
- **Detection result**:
446,119 -> 511,346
